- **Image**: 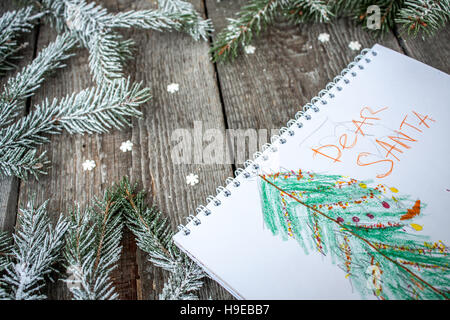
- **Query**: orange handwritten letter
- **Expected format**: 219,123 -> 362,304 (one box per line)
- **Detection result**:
357,152 -> 394,179
311,145 -> 342,163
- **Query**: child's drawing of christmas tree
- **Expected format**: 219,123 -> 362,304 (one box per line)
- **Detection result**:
259,170 -> 450,300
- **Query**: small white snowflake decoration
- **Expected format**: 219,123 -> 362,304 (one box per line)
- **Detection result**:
349,41 -> 362,51
244,45 -> 256,55
318,33 -> 330,43
82,159 -> 96,171
167,83 -> 179,94
120,140 -> 133,152
186,173 -> 199,186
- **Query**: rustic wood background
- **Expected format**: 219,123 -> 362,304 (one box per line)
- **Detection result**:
0,0 -> 449,300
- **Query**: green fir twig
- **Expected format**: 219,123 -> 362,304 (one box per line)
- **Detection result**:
64,187 -> 124,300
0,199 -> 68,300
119,178 -> 206,300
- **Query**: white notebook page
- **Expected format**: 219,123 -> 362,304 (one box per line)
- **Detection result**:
173,44 -> 450,299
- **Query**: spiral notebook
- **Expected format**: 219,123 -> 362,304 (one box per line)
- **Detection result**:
173,44 -> 450,300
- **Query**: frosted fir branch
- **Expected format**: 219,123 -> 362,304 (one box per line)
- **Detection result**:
119,178 -> 206,300
0,78 -> 150,179
64,189 -> 124,300
36,0 -> 213,83
109,8 -> 182,31
396,0 -> 450,36
0,6 -> 43,75
0,231 -> 13,273
110,0 -> 214,40
55,77 -> 150,134
41,0 -> 213,42
211,0 -> 333,62
0,33 -> 77,129
87,32 -> 134,84
43,0 -> 113,46
0,148 -> 49,180
283,0 -> 333,24
211,0 -> 290,62
157,0 -> 214,41
0,32 -> 77,104
0,200 -> 68,300
159,258 -> 205,300
0,231 -> 13,297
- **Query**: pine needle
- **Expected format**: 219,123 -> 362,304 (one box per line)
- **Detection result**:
118,178 -> 206,300
0,199 -> 68,300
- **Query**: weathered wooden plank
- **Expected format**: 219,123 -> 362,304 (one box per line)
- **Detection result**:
17,24 -> 149,300
206,0 -> 403,140
0,177 -> 18,234
17,0 -> 234,300
113,0 -> 235,300
395,25 -> 450,74
6,0 -> 447,301
0,1 -> 38,235
17,27 -> 102,299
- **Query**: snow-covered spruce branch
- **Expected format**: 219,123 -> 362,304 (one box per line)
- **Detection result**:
119,178 -> 206,300
0,179 -> 206,300
0,78 -> 151,179
0,200 -> 68,300
87,32 -> 134,84
0,231 -> 13,298
0,33 -> 77,129
157,0 -> 214,41
64,188 -> 124,300
159,258 -> 206,300
34,0 -> 213,83
282,0 -> 333,24
41,0 -> 214,42
211,0 -> 290,62
396,0 -> 450,36
0,6 -> 43,75
0,231 -> 13,273
0,148 -> 49,180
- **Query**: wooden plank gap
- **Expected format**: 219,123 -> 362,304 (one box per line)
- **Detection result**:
392,24 -> 410,56
203,0 -> 240,175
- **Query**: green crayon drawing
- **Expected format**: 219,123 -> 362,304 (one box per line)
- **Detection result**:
259,170 -> 449,300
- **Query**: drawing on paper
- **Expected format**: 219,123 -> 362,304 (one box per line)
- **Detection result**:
259,170 -> 449,300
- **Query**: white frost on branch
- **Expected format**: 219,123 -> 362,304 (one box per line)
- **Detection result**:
0,200 -> 68,300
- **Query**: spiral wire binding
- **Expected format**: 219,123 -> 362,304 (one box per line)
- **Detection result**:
177,47 -> 377,236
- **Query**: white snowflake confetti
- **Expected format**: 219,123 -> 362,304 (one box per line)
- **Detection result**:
167,83 -> 179,93
186,173 -> 199,186
120,140 -> 133,152
244,45 -> 256,55
318,33 -> 330,43
349,41 -> 362,51
82,159 -> 96,171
